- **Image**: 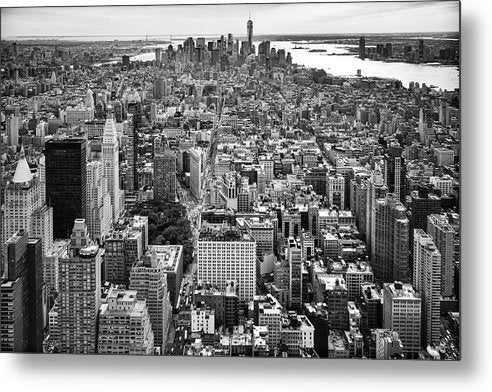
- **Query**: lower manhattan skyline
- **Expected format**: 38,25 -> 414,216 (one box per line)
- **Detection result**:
2,1 -> 459,38
1,0 -> 460,363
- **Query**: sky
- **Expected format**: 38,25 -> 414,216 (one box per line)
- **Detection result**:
1,1 -> 459,39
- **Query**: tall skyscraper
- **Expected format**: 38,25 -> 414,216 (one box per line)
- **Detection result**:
104,226 -> 143,287
371,194 -> 410,283
365,165 -> 387,248
129,248 -> 173,350
359,36 -> 366,59
6,115 -> 19,146
384,143 -> 405,201
287,239 -> 303,311
189,147 -> 202,200
86,160 -> 112,244
2,147 -> 41,269
413,229 -> 442,347
102,116 -> 122,221
155,48 -> 162,67
45,139 -> 87,239
409,186 -> 441,246
57,219 -> 101,354
383,282 -> 421,358
31,204 -> 54,257
97,287 -> 154,355
0,231 -> 43,352
38,154 -> 46,205
247,17 -> 253,55
427,214 -> 455,297
153,138 -> 177,202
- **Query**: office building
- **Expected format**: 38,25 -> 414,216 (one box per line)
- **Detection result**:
427,214 -> 455,297
365,166 -> 387,247
97,287 -> 154,355
373,329 -> 404,359
102,116 -> 122,221
194,280 -> 239,331
327,174 -> 345,209
142,245 -> 183,308
247,17 -> 253,54
371,193 -> 410,283
359,36 -> 365,59
287,239 -> 303,311
384,144 -> 405,200
317,274 -> 348,330
280,313 -> 314,356
345,261 -> 373,301
2,148 -> 42,269
57,219 -> 101,354
197,227 -> 256,302
154,139 -> 177,202
30,204 -> 54,257
0,231 -> 43,352
413,229 -> 441,346
383,282 -> 421,358
104,227 -> 143,286
6,115 -> 19,146
189,147 -> 202,199
358,283 -> 383,333
45,139 -> 87,239
257,294 -> 283,347
86,160 -> 112,244
129,247 -> 173,349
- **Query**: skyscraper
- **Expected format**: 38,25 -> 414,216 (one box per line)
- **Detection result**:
189,147 -> 202,200
2,147 -> 41,269
383,282 -> 421,358
384,143 -> 405,201
413,229 -> 442,347
371,193 -> 410,283
427,214 -> 455,297
104,226 -> 143,287
97,287 -> 154,355
45,139 -> 87,239
57,219 -> 101,354
6,115 -> 19,146
247,17 -> 253,55
365,165 -> 387,248
287,239 -> 303,311
409,186 -> 441,246
0,231 -> 43,352
102,116 -> 122,221
153,138 -> 177,202
359,36 -> 366,59
129,248 -> 173,350
86,160 -> 112,244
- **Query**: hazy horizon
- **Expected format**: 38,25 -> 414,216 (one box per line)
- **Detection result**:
1,2 -> 459,39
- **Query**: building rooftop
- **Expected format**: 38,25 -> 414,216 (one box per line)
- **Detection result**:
143,245 -> 183,272
198,227 -> 254,242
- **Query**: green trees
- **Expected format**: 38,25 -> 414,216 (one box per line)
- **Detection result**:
130,200 -> 194,270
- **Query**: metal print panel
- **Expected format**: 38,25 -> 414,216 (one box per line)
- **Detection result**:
0,1 -> 460,360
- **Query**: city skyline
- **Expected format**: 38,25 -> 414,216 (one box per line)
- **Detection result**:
0,2 -> 460,361
2,1 -> 459,39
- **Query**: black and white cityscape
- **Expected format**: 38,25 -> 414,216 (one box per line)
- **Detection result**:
0,2 -> 460,359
